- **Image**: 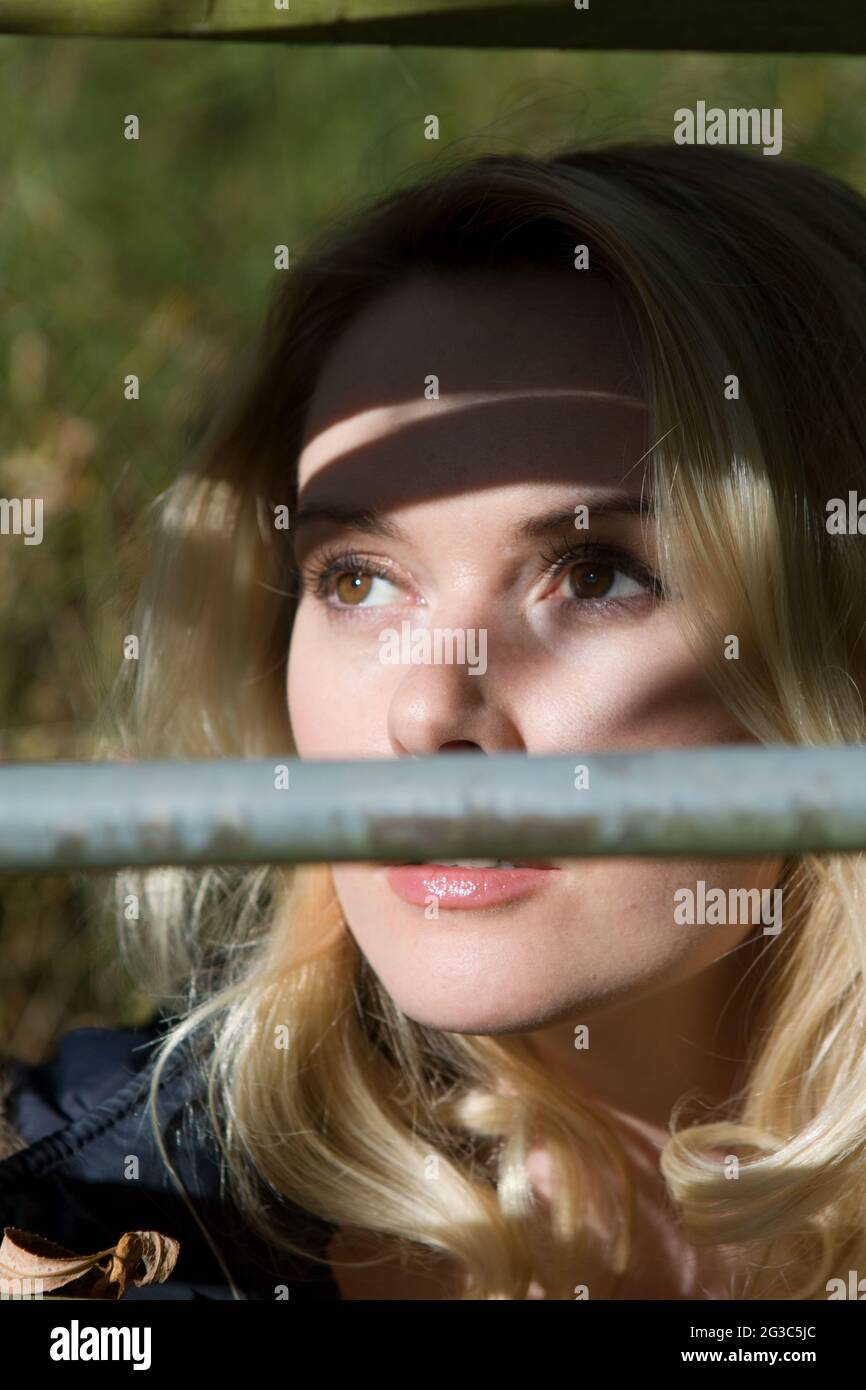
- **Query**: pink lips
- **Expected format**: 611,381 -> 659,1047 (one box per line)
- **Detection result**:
384,862 -> 559,910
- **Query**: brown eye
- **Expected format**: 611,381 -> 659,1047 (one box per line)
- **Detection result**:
335,572 -> 373,605
569,561 -> 615,599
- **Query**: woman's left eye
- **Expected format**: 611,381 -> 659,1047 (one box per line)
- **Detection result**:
552,559 -> 647,603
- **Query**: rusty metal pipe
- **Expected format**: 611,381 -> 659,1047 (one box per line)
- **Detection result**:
0,744 -> 864,872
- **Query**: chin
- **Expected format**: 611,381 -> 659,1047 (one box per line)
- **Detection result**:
394,1002 -> 542,1035
371,976 -> 581,1037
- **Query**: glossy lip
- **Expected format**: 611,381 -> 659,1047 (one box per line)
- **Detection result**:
384,862 -> 560,910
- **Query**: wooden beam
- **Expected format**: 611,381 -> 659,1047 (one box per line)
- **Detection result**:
0,0 -> 864,54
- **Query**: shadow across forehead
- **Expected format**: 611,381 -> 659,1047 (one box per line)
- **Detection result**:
295,392 -> 653,524
293,269 -> 653,519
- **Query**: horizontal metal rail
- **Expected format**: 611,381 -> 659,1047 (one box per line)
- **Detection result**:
0,0 -> 864,54
0,744 -> 864,872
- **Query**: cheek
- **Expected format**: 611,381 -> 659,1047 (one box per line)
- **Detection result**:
287,603 -> 396,757
551,855 -> 779,973
523,614 -> 748,752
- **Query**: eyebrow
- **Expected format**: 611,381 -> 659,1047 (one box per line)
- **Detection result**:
293,504 -> 405,539
293,494 -> 654,545
512,497 -> 654,542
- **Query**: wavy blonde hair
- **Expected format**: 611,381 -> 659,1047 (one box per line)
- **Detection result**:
97,142 -> 866,1300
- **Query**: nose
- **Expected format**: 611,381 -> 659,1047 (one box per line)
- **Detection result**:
387,657 -> 522,757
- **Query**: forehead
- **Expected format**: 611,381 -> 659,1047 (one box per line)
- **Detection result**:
296,268 -> 650,505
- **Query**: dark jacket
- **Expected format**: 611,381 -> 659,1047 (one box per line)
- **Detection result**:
0,1018 -> 342,1300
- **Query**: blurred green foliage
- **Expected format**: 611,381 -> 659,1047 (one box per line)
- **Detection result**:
1,34 -> 864,1060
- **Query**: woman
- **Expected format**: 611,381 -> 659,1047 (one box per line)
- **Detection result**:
2,141 -> 866,1300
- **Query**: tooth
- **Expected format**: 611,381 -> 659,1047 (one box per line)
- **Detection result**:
428,859 -> 514,868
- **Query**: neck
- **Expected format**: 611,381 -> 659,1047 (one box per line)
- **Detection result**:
521,938 -> 766,1138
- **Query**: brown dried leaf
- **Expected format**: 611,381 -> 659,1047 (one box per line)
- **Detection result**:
0,1225 -> 181,1299
102,1231 -> 182,1299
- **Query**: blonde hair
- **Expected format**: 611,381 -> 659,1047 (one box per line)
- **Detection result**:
97,142 -> 866,1299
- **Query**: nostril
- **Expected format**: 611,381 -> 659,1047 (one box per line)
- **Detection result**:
439,741 -> 483,753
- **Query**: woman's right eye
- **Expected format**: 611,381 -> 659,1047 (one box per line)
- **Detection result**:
330,570 -> 403,607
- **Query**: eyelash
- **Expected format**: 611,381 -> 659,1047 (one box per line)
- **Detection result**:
301,548 -> 400,605
300,540 -> 664,612
535,537 -> 665,605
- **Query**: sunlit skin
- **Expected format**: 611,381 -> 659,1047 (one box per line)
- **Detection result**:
286,269 -> 782,1296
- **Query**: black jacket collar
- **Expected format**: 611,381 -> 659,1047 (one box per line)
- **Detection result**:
0,1020 -> 340,1300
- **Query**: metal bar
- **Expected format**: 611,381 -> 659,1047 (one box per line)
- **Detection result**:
0,744 -> 864,872
0,0 -> 864,54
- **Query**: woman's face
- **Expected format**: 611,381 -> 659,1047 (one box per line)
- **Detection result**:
287,268 -> 781,1036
